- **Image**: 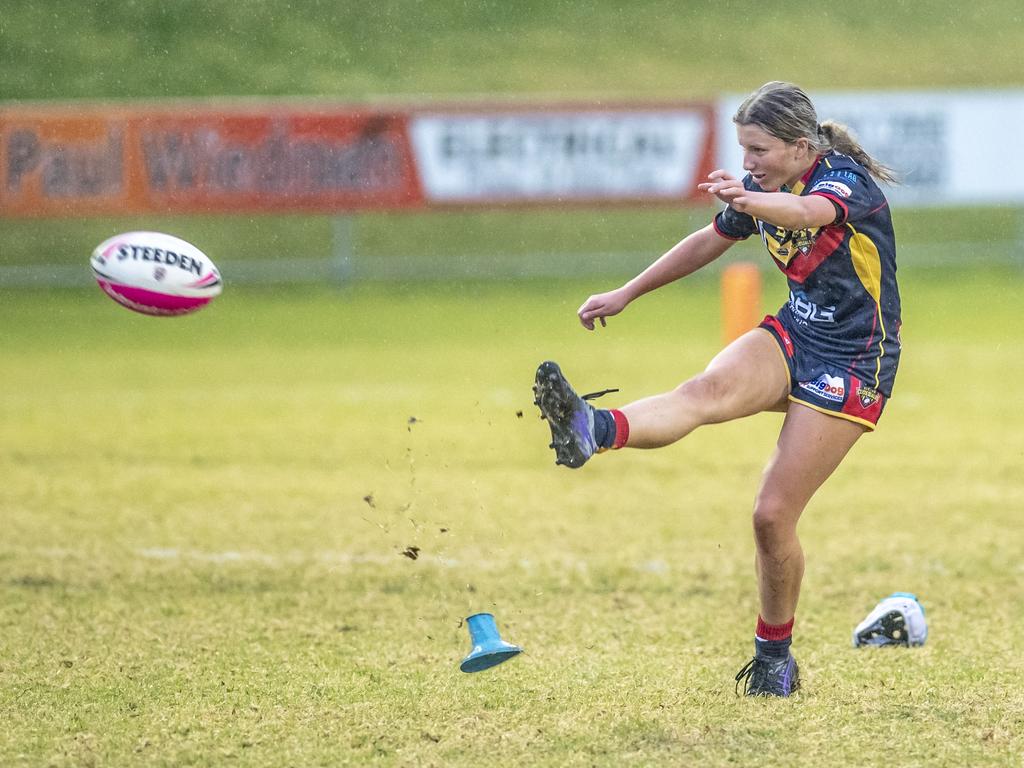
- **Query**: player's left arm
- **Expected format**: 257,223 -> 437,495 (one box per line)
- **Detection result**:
700,171 -> 837,230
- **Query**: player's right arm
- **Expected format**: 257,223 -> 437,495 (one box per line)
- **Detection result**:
577,224 -> 735,330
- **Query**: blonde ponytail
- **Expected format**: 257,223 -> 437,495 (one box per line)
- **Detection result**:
817,120 -> 898,184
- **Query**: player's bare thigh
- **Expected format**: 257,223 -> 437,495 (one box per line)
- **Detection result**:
619,327 -> 790,446
696,327 -> 791,421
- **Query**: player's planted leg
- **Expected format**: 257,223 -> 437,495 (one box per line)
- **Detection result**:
736,403 -> 865,697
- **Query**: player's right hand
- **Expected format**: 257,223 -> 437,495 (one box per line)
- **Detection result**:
698,169 -> 750,209
577,288 -> 630,330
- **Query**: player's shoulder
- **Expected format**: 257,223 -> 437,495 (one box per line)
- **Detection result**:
812,151 -> 870,183
807,152 -> 876,199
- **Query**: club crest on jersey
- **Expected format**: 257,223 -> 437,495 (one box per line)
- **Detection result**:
792,228 -> 816,255
758,222 -> 818,261
857,386 -> 880,408
798,374 -> 846,403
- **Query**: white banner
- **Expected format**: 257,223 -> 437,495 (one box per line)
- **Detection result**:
716,90 -> 1024,206
410,110 -> 711,203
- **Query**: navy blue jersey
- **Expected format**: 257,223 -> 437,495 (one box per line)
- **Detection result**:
712,151 -> 901,396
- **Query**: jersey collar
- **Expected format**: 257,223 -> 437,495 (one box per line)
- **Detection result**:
784,154 -> 826,196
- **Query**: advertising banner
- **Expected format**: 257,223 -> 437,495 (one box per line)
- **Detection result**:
5,92 -> 1021,217
0,103 -> 423,217
1,101 -> 715,217
409,106 -> 715,204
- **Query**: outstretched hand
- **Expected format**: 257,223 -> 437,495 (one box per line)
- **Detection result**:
698,169 -> 750,210
577,288 -> 631,330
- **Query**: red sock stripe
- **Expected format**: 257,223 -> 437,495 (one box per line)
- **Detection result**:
756,615 -> 794,641
611,409 -> 630,449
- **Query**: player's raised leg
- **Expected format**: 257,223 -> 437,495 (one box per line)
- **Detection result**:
534,328 -> 790,467
620,327 -> 790,448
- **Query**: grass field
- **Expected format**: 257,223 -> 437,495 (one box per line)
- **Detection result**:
3,269 -> 1023,766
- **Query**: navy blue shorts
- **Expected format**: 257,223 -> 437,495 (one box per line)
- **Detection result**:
759,313 -> 893,429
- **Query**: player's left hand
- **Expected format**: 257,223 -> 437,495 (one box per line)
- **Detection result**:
698,170 -> 750,210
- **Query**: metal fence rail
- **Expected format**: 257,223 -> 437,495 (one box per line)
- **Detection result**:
2,239 -> 1020,288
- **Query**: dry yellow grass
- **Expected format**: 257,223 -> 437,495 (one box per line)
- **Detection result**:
2,271 -> 1022,765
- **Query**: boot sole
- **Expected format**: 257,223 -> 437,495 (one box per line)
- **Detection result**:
533,361 -> 591,468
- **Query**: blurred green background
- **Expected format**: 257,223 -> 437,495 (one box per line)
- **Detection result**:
4,0 -> 1024,100
2,0 -> 1023,280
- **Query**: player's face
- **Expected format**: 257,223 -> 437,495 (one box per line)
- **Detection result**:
737,123 -> 811,192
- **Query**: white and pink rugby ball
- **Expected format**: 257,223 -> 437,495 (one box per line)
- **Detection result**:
90,231 -> 222,316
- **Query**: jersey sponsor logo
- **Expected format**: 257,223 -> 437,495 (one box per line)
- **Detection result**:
820,169 -> 859,184
798,374 -> 846,403
789,290 -> 836,324
856,386 -> 880,408
809,180 -> 852,198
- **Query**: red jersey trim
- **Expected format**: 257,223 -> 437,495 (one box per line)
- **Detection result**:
784,226 -> 845,283
809,191 -> 849,226
799,155 -> 826,185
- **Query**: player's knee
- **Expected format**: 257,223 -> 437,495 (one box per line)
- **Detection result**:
751,492 -> 798,549
673,372 -> 733,420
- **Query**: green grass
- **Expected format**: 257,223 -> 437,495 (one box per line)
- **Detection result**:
2,270 -> 1023,765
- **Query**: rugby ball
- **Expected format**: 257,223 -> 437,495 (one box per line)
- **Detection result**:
90,231 -> 222,316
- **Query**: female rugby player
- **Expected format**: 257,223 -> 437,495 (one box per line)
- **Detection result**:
534,81 -> 900,697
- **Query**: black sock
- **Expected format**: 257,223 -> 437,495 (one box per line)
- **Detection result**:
755,635 -> 792,659
592,408 -> 616,449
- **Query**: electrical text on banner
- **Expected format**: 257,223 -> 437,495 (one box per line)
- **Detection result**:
410,108 -> 714,204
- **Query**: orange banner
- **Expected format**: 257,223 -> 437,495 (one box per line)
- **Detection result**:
1,101 -> 715,217
0,103 -> 424,217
